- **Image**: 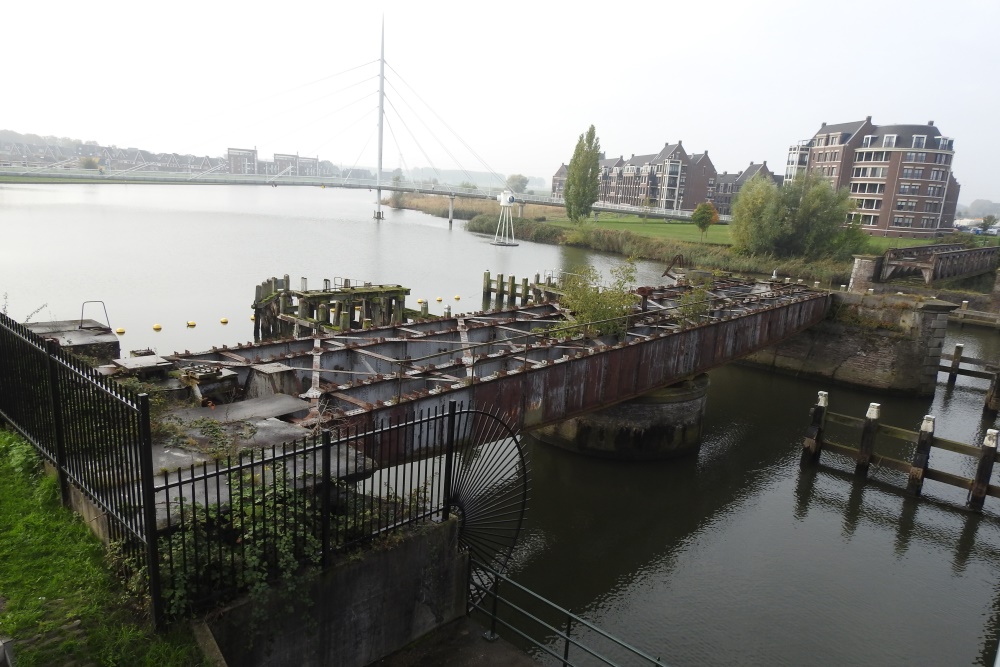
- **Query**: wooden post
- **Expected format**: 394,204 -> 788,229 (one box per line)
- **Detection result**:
496,274 -> 505,304
855,402 -> 880,478
968,429 -> 997,511
948,343 -> 964,385
483,271 -> 491,299
985,370 -> 1000,414
800,391 -> 828,468
521,277 -> 529,306
507,275 -> 516,308
906,415 -> 935,496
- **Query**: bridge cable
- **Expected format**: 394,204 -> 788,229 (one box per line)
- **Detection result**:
385,61 -> 508,190
381,93 -> 449,184
342,127 -> 377,181
383,80 -> 490,192
307,103 -> 381,163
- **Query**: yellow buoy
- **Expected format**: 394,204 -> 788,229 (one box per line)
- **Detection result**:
152,324 -> 162,331
436,297 -> 443,302
220,317 -> 229,324
187,321 -> 196,328
417,299 -> 424,304
250,314 -> 255,321
115,328 -> 125,335
454,295 -> 461,300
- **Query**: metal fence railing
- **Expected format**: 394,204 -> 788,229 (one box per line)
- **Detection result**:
0,310 -> 159,617
469,559 -> 669,667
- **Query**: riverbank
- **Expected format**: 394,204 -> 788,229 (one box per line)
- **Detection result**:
0,430 -> 207,667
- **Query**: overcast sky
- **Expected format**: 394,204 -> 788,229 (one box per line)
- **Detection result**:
6,0 -> 997,202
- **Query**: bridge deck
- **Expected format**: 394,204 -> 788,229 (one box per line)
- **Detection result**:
167,280 -> 829,437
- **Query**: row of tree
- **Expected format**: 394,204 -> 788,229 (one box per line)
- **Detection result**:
563,125 -> 870,261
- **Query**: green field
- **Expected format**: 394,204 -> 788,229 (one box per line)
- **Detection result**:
540,214 -> 735,244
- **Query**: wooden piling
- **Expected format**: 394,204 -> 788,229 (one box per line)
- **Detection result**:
496,274 -> 505,303
483,271 -> 491,299
968,429 -> 997,511
521,277 -> 529,305
985,371 -> 1000,414
507,275 -> 516,307
948,343 -> 964,385
855,402 -> 880,478
906,415 -> 935,496
800,391 -> 828,468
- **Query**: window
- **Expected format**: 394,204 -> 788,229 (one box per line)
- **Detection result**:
921,217 -> 937,228
904,152 -> 917,162
856,198 -> 881,210
912,135 -> 926,149
896,200 -> 916,211
833,151 -> 839,161
816,136 -> 826,147
916,152 -> 926,162
861,214 -> 878,226
831,166 -> 837,176
924,202 -> 942,213
829,134 -> 839,145
934,153 -> 950,164
892,216 -> 914,227
862,135 -> 877,147
708,178 -> 715,185
937,137 -> 953,151
883,135 -> 897,147
899,183 -> 918,195
901,167 -> 924,179
926,185 -> 943,197
930,169 -> 946,181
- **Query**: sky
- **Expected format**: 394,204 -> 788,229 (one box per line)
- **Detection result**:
6,0 -> 998,203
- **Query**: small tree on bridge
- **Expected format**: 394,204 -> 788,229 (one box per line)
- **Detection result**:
564,125 -> 601,224
559,258 -> 639,338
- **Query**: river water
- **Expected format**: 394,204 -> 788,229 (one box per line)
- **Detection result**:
4,183 -> 1000,665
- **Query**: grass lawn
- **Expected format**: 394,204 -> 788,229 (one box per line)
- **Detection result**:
540,213 -> 734,245
0,430 -> 207,667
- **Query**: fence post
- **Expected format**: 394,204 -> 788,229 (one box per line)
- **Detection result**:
948,343 -> 964,385
968,429 -> 998,512
483,573 -> 501,642
562,610 -> 573,667
800,391 -> 828,468
441,400 -> 457,522
855,403 -> 880,478
137,393 -> 164,630
321,430 -> 332,567
907,416 -> 935,496
44,339 -> 70,506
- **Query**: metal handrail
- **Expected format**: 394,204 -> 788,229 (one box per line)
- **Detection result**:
469,558 -> 669,666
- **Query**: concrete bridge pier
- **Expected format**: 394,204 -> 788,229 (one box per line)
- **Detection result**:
517,202 -> 525,218
534,374 -> 710,459
448,195 -> 455,228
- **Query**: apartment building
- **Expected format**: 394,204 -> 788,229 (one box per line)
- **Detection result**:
787,117 -> 960,237
711,162 -> 774,216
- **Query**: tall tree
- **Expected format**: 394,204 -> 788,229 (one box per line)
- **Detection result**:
731,172 -> 864,260
506,174 -> 529,193
691,201 -> 719,242
564,125 -> 601,224
980,214 -> 997,232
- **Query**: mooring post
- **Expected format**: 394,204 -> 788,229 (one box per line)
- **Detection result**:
855,402 -> 880,478
507,275 -> 516,308
420,301 -> 429,318
985,369 -> 1000,414
448,195 -> 455,227
948,343 -> 964,385
521,277 -> 529,306
482,271 -> 491,299
800,391 -> 828,468
496,274 -> 505,305
968,429 -> 998,511
907,415 -> 935,496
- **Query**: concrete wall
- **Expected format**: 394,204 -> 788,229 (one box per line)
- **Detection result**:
207,520 -> 468,667
741,292 -> 956,395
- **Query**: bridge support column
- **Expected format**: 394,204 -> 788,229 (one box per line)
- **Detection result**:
848,255 -> 880,294
448,195 -> 455,228
517,203 -> 524,218
534,374 -> 710,459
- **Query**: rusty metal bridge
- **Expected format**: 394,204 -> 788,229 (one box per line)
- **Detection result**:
880,243 -> 1000,284
166,279 -> 829,441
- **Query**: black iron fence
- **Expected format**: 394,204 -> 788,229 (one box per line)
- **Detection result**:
0,312 -> 528,628
0,311 -> 156,602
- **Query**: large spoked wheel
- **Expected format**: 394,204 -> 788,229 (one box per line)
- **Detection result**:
448,409 -> 530,606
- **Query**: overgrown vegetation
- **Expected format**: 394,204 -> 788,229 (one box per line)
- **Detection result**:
0,429 -> 207,667
730,172 -> 869,261
559,259 -> 640,337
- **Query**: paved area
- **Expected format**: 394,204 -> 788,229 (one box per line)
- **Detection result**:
372,617 -> 536,667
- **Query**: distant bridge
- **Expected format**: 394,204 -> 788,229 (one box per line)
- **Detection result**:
880,243 -> 1000,284
167,279 -> 826,447
0,165 -> 730,223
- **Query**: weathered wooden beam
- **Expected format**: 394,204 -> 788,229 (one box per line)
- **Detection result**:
968,430 -> 998,511
907,416 -> 935,496
800,391 -> 828,468
855,403 -> 880,478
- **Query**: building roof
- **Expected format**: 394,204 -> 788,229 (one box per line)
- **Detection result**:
624,153 -> 659,167
813,118 -> 869,143
861,123 -> 946,148
717,172 -> 739,185
735,162 -> 769,187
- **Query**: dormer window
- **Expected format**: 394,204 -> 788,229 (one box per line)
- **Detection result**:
828,134 -> 838,146
862,135 -> 877,147
816,136 -> 826,147
912,135 -> 926,149
883,135 -> 896,148
937,137 -> 953,151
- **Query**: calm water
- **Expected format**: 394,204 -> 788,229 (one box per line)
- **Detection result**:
5,183 -> 1000,665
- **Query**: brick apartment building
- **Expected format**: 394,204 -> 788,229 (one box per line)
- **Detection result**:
786,117 -> 960,237
553,141 -> 717,212
711,162 -> 774,216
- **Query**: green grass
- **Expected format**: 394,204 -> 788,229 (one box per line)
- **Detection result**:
540,214 -> 734,245
0,429 -> 208,667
